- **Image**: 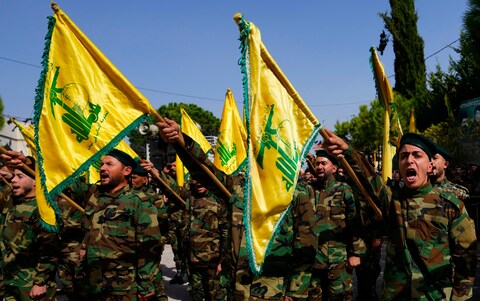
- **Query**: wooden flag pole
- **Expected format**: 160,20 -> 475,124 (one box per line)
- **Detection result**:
0,176 -> 12,190
149,170 -> 186,206
0,147 -> 85,213
149,110 -> 232,199
233,13 -> 382,218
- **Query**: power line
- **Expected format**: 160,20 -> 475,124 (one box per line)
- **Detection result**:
309,100 -> 366,107
0,37 -> 461,106
0,55 -> 366,107
0,56 -> 41,68
424,38 -> 459,61
136,87 -> 223,102
2,114 -> 33,123
387,38 -> 460,78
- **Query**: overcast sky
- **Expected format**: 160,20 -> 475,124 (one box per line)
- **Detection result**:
0,1 -> 467,131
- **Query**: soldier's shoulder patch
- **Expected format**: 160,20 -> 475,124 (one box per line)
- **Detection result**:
335,181 -> 353,191
133,191 -> 150,202
440,191 -> 462,209
452,182 -> 469,194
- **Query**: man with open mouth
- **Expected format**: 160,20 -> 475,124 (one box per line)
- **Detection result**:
322,129 -> 477,301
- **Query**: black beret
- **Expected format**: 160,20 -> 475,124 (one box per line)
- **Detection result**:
106,149 -> 137,168
436,144 -> 453,162
315,149 -> 339,166
131,158 -> 148,176
399,133 -> 437,159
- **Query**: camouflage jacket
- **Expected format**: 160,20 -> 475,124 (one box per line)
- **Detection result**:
311,175 -> 365,268
160,172 -> 188,214
0,185 -> 13,233
0,197 -> 59,287
82,184 -> 161,295
134,186 -> 169,243
186,190 -> 228,266
58,180 -> 91,242
434,177 -> 470,202
174,135 -> 317,298
344,148 -> 477,300
172,135 -> 243,265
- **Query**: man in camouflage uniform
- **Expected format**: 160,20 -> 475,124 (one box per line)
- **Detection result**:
79,149 -> 162,300
156,118 -> 317,301
56,179 -> 89,301
431,144 -> 470,201
0,164 -> 14,300
323,130 -> 477,300
132,160 -> 169,301
308,150 -> 364,301
183,179 -> 228,301
350,184 -> 383,301
0,155 -> 59,301
242,180 -> 316,301
163,161 -> 188,285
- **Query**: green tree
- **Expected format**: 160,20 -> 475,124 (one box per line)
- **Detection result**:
334,93 -> 412,155
417,0 -> 480,156
128,102 -> 220,157
451,0 -> 480,103
157,102 -> 220,136
334,100 -> 383,154
380,0 -> 427,100
0,96 -> 5,131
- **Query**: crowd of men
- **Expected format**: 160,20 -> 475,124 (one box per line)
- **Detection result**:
0,119 -> 476,301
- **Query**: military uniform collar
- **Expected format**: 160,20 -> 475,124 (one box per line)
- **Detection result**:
99,183 -> 131,198
315,174 -> 336,190
13,196 -> 36,205
437,177 -> 450,186
406,182 -> 432,198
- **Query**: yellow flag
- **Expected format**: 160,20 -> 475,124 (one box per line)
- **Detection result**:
10,118 -> 64,232
214,89 -> 247,175
33,5 -> 155,230
370,47 -> 403,180
236,14 -> 321,274
10,118 -> 36,156
409,108 -> 417,133
177,108 -> 213,186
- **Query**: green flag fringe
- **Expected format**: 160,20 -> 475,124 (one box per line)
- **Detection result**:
237,14 -> 321,275
33,16 -> 61,233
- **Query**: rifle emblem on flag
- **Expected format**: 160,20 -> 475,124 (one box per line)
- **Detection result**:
48,66 -> 103,143
256,104 -> 299,192
216,138 -> 237,167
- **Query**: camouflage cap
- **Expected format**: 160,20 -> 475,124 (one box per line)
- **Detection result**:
107,149 -> 137,168
315,149 -> 339,166
399,133 -> 437,159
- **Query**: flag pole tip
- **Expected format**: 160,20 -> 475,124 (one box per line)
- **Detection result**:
51,2 -> 59,12
233,13 -> 243,24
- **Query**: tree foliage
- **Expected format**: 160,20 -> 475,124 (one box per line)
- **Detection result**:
338,0 -> 480,163
380,0 -> 427,100
451,0 -> 480,103
157,102 -> 220,136
0,96 -> 5,131
419,0 -> 480,149
334,94 -> 412,155
128,102 -> 220,158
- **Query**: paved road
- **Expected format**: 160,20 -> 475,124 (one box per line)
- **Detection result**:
161,244 -> 189,301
